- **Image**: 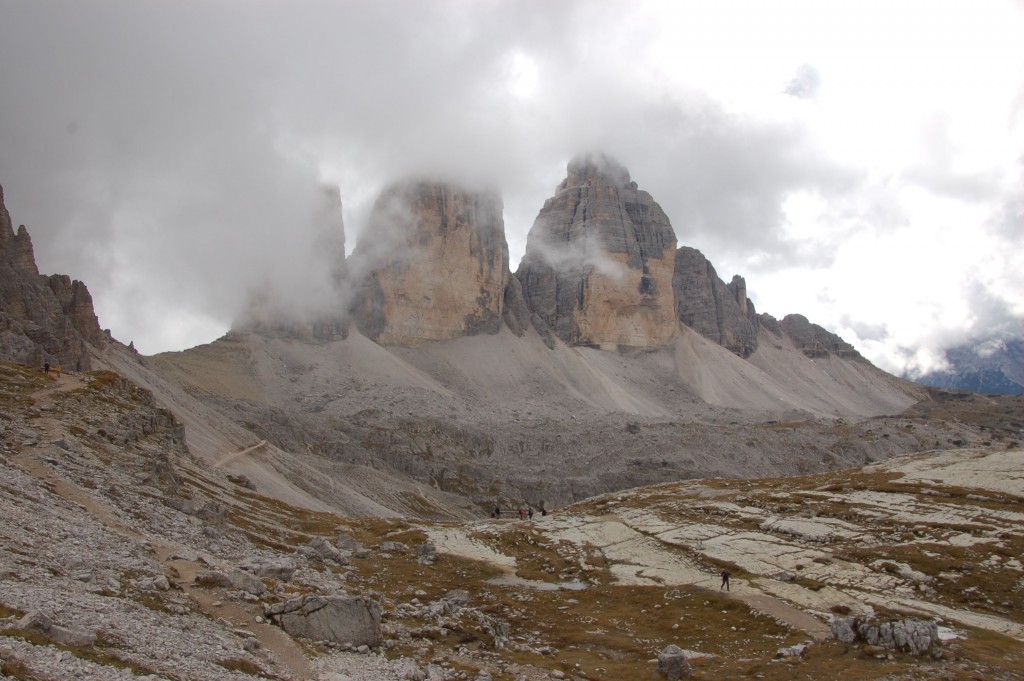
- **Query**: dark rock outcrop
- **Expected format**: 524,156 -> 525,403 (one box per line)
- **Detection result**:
765,313 -> 862,359
673,246 -> 760,357
0,184 -> 104,370
350,181 -> 509,344
516,155 -> 678,349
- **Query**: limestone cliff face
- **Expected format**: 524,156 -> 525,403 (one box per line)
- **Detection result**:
516,155 -> 677,349
673,246 -> 760,357
0,184 -> 104,370
350,181 -> 509,344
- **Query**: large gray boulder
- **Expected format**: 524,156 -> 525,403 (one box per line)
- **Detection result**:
298,536 -> 349,565
238,556 -> 297,582
656,644 -> 692,679
194,568 -> 265,595
265,595 -> 382,646
16,610 -> 96,647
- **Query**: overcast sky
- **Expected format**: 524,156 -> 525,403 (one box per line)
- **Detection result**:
1,0 -> 1022,375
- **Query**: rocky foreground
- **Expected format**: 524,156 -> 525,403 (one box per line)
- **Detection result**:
2,361 -> 1024,680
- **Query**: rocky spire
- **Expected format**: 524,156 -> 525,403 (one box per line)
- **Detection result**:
349,180 -> 510,344
515,154 -> 678,349
673,246 -> 760,357
0,184 -> 104,370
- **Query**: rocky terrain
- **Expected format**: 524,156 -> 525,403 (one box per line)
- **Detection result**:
2,361 -> 1023,680
4,171 -> 1024,679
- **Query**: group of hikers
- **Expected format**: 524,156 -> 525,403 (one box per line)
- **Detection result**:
42,362 -> 62,377
490,505 -> 546,519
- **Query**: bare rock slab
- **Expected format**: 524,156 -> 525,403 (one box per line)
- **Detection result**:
265,595 -> 382,647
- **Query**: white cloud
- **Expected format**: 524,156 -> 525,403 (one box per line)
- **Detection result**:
0,0 -> 1020,370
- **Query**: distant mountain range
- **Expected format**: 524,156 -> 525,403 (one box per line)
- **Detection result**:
911,337 -> 1024,395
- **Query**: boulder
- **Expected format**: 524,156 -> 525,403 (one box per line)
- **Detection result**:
238,556 -> 297,582
392,657 -> 426,681
336,534 -> 372,560
194,568 -> 265,595
416,541 -> 438,565
298,536 -> 349,565
15,610 -> 96,648
832,616 -> 940,656
424,590 -> 470,619
379,541 -> 407,554
775,641 -> 811,658
656,644 -> 692,680
265,595 -> 382,646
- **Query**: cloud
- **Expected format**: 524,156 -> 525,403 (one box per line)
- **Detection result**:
783,64 -> 822,100
0,0 -> 1021,370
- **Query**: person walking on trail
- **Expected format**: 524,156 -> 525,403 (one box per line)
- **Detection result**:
494,506 -> 501,519
43,362 -> 50,373
720,569 -> 731,591
528,507 -> 534,520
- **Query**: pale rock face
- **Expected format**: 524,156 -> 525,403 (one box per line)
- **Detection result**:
516,155 -> 678,349
351,181 -> 509,345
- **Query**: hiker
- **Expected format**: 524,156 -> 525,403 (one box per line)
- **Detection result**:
43,362 -> 50,373
55,366 -> 61,378
518,507 -> 525,520
494,506 -> 501,518
528,507 -> 534,520
720,569 -> 731,591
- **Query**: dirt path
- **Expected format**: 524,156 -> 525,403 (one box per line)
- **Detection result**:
16,380 -> 315,680
213,439 -> 268,469
737,591 -> 832,640
151,541 -> 315,680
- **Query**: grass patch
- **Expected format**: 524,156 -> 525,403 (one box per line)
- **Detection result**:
0,627 -> 161,677
215,657 -> 279,678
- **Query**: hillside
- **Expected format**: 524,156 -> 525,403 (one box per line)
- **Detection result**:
132,323 -> 937,517
2,361 -> 1023,680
